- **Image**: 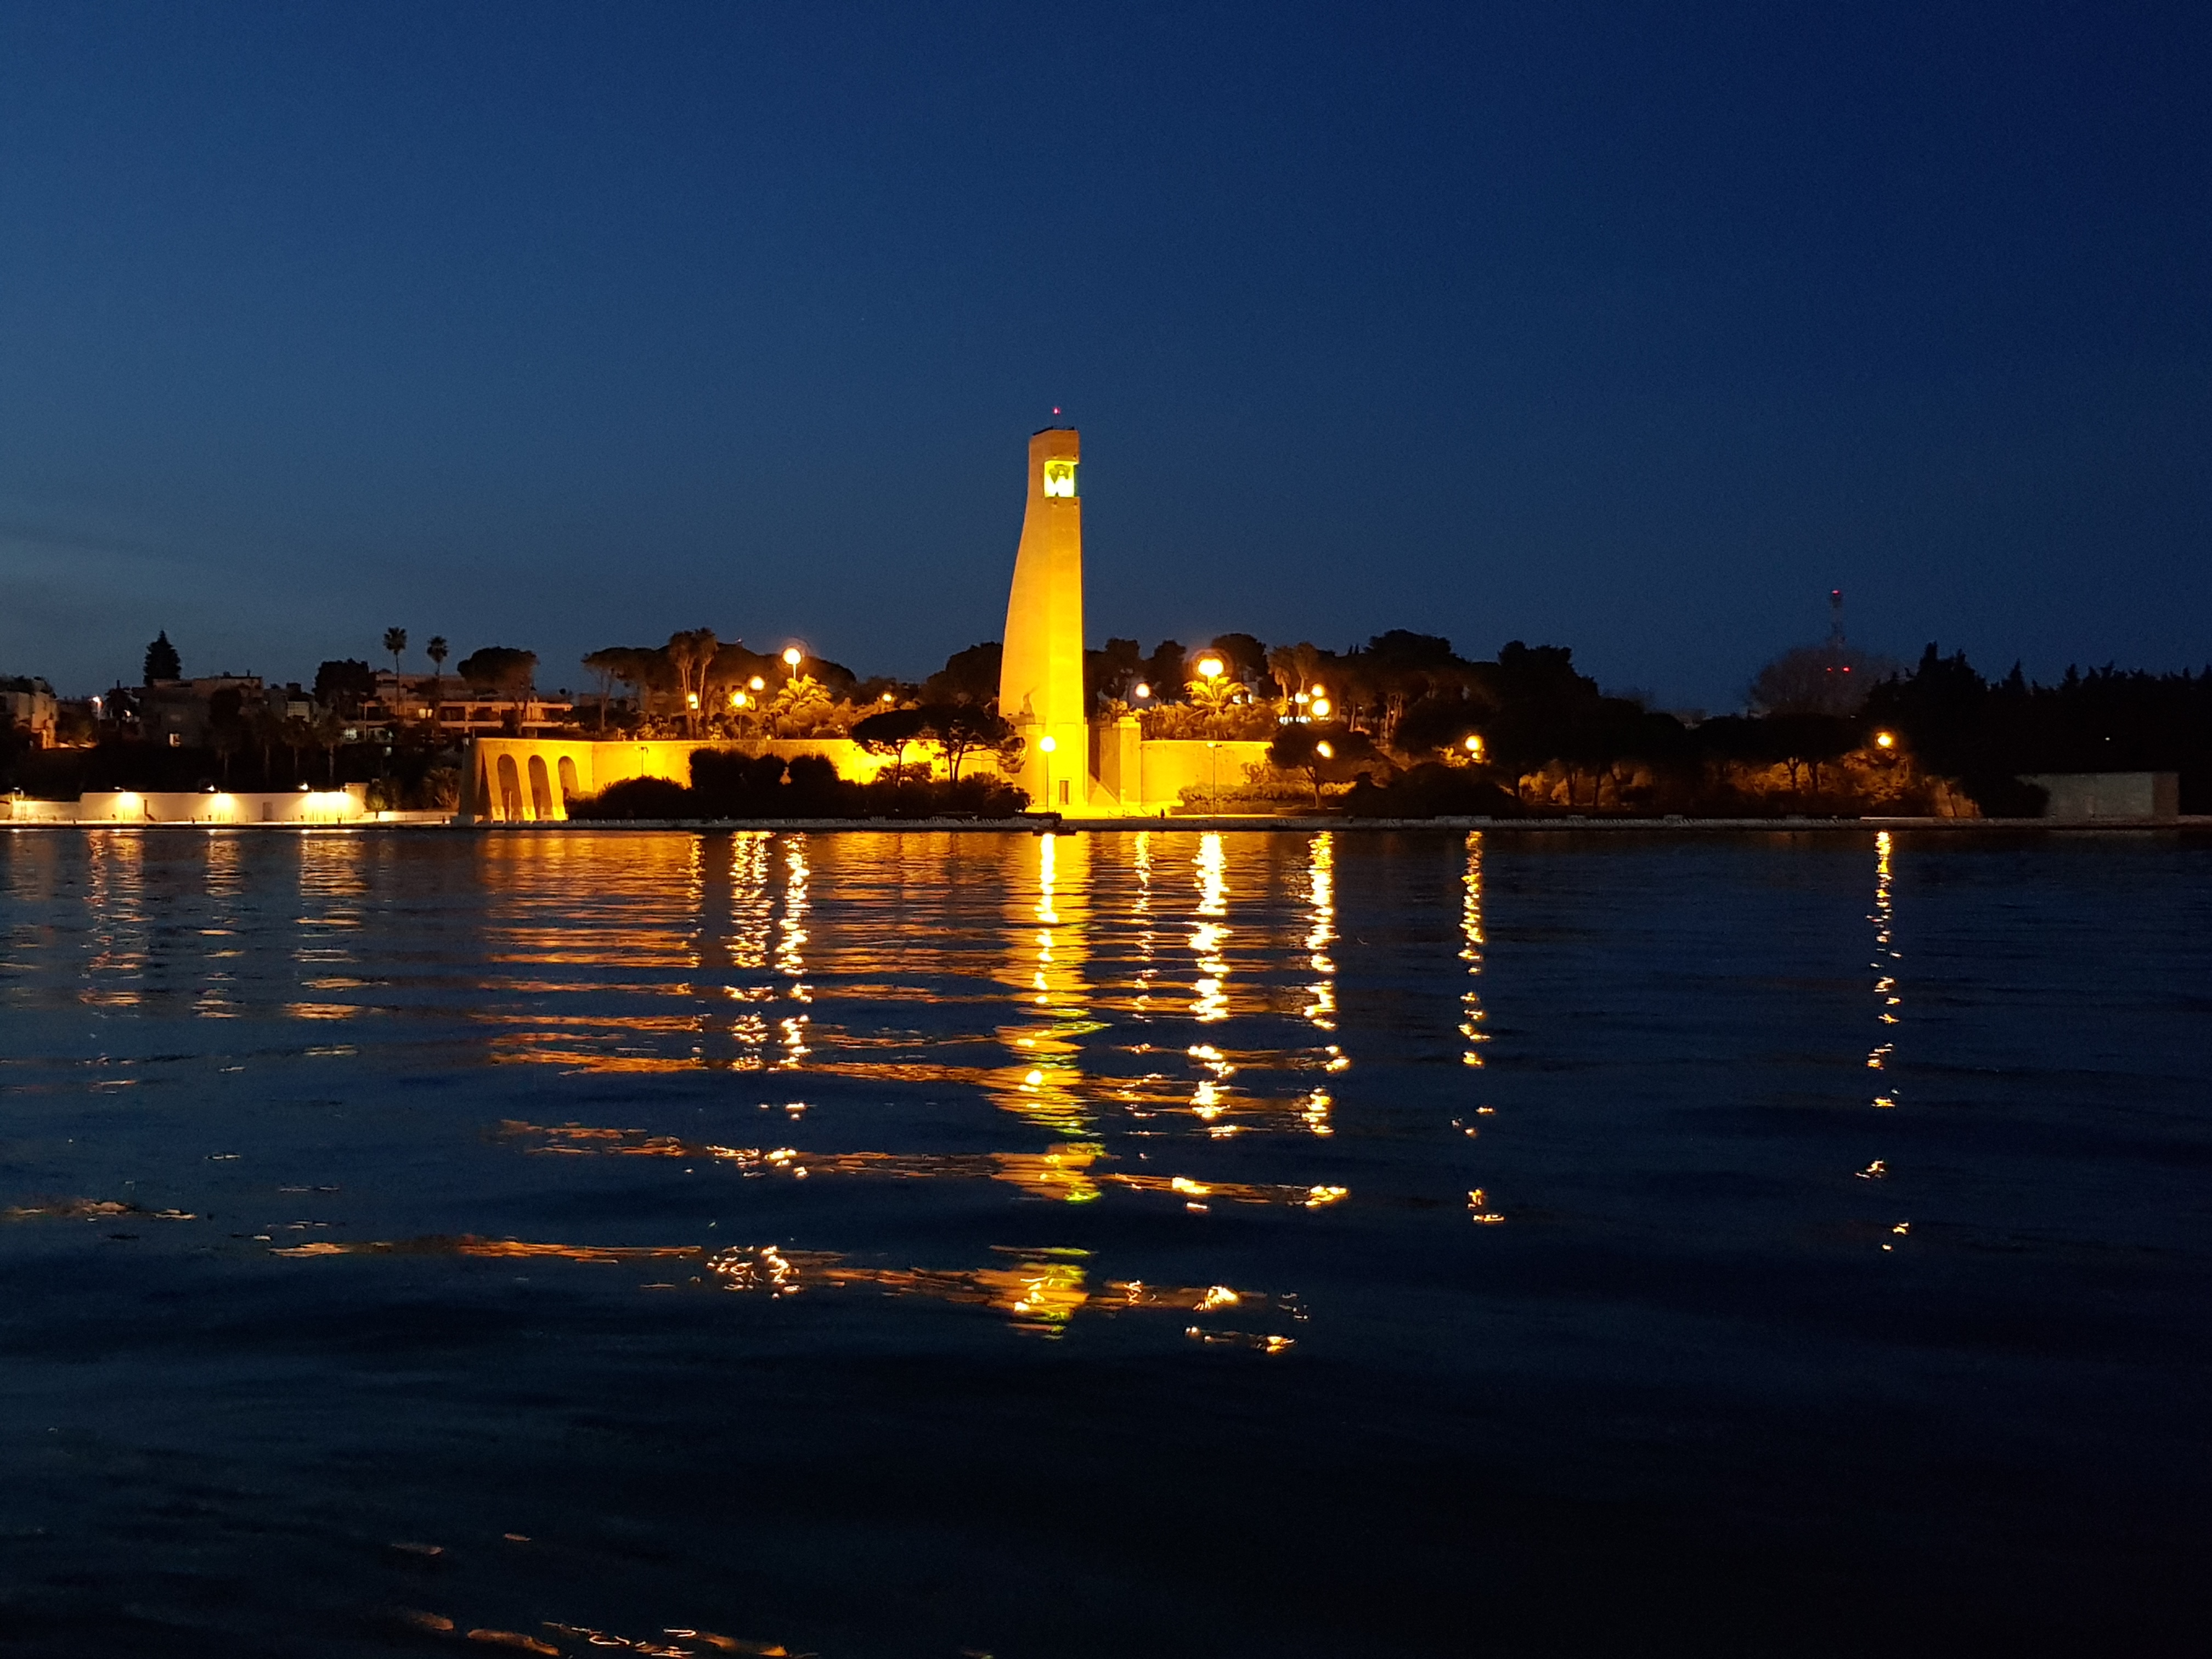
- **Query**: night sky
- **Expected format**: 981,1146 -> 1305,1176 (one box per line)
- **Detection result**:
3,2 -> 2207,709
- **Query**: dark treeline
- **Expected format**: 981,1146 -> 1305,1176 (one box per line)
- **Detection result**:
1125,630 -> 2212,817
10,622 -> 2205,817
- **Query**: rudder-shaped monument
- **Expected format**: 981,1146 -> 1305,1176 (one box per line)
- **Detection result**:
1000,427 -> 1093,809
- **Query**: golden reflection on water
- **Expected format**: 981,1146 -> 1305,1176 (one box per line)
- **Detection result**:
80,831 -> 147,1008
1459,832 -> 1488,1069
1189,832 -> 1229,1024
988,832 -> 1095,1133
1867,830 -> 1900,1109
271,1232 -> 1289,1345
194,832 -> 245,1019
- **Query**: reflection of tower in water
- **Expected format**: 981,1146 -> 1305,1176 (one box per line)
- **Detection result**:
1862,830 -> 1910,1248
1299,832 -> 1338,1135
994,832 -> 1094,1133
1866,830 -> 1899,1108
1460,833 -> 1487,1068
1189,833 -> 1229,1024
776,836 -> 811,1068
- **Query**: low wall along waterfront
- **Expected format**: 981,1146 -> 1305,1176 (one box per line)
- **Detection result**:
460,735 -> 1279,821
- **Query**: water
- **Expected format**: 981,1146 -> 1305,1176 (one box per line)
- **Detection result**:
1,827 -> 2207,1657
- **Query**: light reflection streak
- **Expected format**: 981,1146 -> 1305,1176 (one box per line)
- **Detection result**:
1460,832 -> 1488,1068
1303,832 -> 1336,1032
1866,830 -> 1900,1108
1864,829 -> 1908,1248
496,1120 -> 1349,1210
990,833 -> 1093,1132
1189,833 -> 1229,1025
269,1234 -> 1286,1344
81,832 -> 147,1008
776,836 -> 810,1068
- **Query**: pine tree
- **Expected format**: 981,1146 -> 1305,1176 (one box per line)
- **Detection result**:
143,631 -> 180,683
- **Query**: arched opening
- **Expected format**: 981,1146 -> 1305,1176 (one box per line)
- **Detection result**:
556,756 -> 580,812
528,755 -> 554,821
496,754 -> 523,822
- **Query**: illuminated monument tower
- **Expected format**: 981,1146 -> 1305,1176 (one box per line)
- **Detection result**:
999,427 -> 1093,810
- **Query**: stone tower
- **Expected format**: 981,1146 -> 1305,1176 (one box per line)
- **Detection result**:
999,427 -> 1091,810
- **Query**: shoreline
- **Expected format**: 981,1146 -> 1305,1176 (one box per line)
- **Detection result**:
7,814 -> 2208,834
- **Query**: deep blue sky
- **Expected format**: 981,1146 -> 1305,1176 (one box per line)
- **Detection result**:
3,2 -> 2207,708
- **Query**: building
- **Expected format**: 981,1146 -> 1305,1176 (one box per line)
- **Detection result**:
138,675 -> 269,747
360,672 -> 577,739
2,676 -> 58,746
2021,772 -> 2180,822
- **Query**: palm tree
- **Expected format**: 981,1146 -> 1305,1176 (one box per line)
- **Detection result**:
425,636 -> 449,728
312,707 -> 346,786
383,628 -> 407,675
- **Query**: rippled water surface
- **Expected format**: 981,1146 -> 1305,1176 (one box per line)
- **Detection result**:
2,827 -> 2208,1656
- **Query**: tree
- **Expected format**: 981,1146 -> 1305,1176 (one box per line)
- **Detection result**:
1748,643 -> 1895,717
456,647 -> 538,703
1085,637 -> 1143,712
1141,640 -> 1189,702
313,659 -> 378,716
311,707 -> 346,785
1267,641 -> 1328,700
382,628 -> 408,676
246,700 -> 283,781
769,674 -> 834,736
664,628 -> 719,737
582,646 -> 668,728
280,715 -> 314,784
921,702 -> 1010,782
1268,723 -> 1380,807
923,641 -> 1003,706
851,706 -> 930,787
425,636 -> 449,721
207,691 -> 244,786
143,631 -> 181,684
1204,631 -> 1270,688
1762,713 -> 1859,799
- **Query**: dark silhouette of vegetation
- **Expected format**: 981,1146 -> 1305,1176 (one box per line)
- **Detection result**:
1866,645 -> 2212,812
458,646 -> 536,693
143,631 -> 180,684
312,659 -> 376,715
382,628 -> 407,676
568,749 -> 1028,820
923,641 -> 1002,705
1266,723 -> 1380,806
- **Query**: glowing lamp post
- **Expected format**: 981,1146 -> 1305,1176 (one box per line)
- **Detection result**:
1038,733 -> 1057,813
1198,656 -> 1224,681
1874,731 -> 1897,751
1464,733 -> 1484,761
782,646 -> 803,675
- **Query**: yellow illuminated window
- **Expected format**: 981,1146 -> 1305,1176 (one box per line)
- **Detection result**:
1042,458 -> 1077,498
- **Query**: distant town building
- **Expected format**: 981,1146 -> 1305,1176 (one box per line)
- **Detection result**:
2,676 -> 58,746
139,674 -> 268,747
361,671 -> 576,738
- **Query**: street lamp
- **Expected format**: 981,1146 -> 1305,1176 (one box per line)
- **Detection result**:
1464,733 -> 1483,761
1198,656 -> 1224,680
782,646 -> 803,673
1874,731 -> 1897,751
1038,733 -> 1058,812
1133,682 -> 1151,701
1310,697 -> 1331,719
749,676 -> 766,692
